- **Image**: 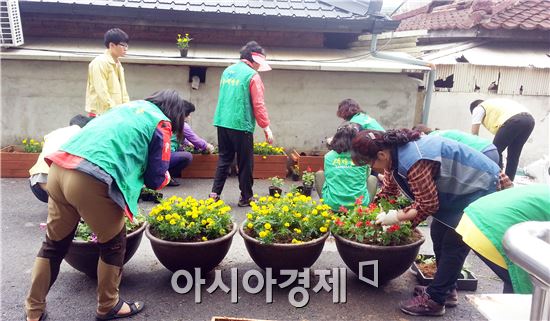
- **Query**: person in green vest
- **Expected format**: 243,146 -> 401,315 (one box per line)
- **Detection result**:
413,124 -> 499,164
456,184 -> 550,294
337,98 -> 385,131
210,41 -> 274,207
314,122 -> 376,211
24,90 -> 191,321
470,98 -> 535,180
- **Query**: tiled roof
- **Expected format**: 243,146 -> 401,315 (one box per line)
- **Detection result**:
21,0 -> 373,19
393,0 -> 550,31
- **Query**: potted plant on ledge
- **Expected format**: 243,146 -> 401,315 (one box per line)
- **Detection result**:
331,196 -> 425,285
240,192 -> 331,274
176,33 -> 192,57
146,195 -> 236,274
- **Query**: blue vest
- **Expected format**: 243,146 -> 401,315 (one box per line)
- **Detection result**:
392,135 -> 500,228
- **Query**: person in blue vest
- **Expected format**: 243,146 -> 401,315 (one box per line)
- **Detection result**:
210,41 -> 274,207
351,128 -> 512,317
337,98 -> 384,131
24,90 -> 191,321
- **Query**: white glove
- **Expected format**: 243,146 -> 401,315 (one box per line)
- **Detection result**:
263,126 -> 274,144
205,143 -> 215,154
326,136 -> 333,146
375,209 -> 400,225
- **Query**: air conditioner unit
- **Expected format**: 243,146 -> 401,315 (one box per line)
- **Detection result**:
1,0 -> 24,47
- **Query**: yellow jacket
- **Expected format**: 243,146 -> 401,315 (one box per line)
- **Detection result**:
85,50 -> 129,115
480,98 -> 529,135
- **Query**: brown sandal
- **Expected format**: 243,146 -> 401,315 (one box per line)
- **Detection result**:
96,299 -> 144,320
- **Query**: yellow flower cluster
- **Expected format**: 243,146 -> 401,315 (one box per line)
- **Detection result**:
22,138 -> 43,153
253,142 -> 285,156
176,33 -> 192,49
148,195 -> 232,242
244,192 -> 331,244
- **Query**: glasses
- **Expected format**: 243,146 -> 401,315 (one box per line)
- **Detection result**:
117,43 -> 129,49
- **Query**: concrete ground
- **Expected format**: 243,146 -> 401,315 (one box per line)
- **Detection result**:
1,177 -> 505,321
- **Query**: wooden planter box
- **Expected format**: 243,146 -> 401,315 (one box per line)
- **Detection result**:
0,146 -> 39,178
181,154 -> 219,178
290,150 -> 325,173
253,154 -> 288,179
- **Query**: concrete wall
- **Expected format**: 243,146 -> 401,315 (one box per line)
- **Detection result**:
1,59 -> 419,152
428,92 -> 550,166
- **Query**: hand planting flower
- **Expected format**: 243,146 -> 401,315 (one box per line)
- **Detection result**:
375,209 -> 400,225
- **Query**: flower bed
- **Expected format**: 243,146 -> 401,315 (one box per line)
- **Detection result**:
290,149 -> 325,173
253,142 -> 287,179
1,145 -> 40,178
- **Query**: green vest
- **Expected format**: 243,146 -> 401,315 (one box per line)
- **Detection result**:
429,130 -> 492,152
322,151 -> 370,211
463,185 -> 550,293
213,62 -> 257,133
170,134 -> 179,152
62,100 -> 169,216
350,113 -> 385,131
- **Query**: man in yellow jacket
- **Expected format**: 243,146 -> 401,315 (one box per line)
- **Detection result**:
85,28 -> 130,117
470,98 -> 535,180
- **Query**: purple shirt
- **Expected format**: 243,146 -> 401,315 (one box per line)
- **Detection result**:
182,123 -> 207,150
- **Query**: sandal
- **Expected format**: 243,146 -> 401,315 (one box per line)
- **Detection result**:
24,312 -> 47,321
96,299 -> 144,320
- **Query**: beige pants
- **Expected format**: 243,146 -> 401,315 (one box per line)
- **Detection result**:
25,164 -> 126,319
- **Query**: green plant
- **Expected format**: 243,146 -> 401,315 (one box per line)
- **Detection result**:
182,145 -> 218,154
176,33 -> 192,49
331,195 -> 417,246
22,138 -> 43,153
147,195 -> 232,242
244,192 -> 331,244
301,168 -> 315,187
253,142 -> 285,157
269,176 -> 284,188
74,214 -> 145,242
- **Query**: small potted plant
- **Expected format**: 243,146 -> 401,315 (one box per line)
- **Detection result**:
176,33 -> 192,57
411,254 -> 478,290
139,187 -> 163,203
298,167 -> 315,196
240,192 -> 331,274
64,214 -> 146,278
268,176 -> 284,196
290,164 -> 301,181
146,195 -> 236,273
331,195 -> 426,284
1,138 -> 43,178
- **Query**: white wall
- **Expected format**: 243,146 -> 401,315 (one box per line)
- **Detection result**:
1,59 -> 419,152
428,91 -> 550,167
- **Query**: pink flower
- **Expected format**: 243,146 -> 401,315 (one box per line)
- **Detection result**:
39,223 -> 47,230
355,195 -> 364,205
339,206 -> 348,214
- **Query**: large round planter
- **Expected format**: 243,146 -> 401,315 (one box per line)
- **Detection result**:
145,223 -> 237,274
333,229 -> 425,285
64,223 -> 146,278
239,223 -> 328,274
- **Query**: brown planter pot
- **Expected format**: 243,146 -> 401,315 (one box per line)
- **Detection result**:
0,146 -> 39,178
290,150 -> 325,173
253,154 -> 288,179
181,154 -> 219,178
64,223 -> 146,278
239,222 -> 328,274
333,229 -> 425,285
146,223 -> 237,273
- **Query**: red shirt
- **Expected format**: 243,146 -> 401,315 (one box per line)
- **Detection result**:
241,59 -> 270,128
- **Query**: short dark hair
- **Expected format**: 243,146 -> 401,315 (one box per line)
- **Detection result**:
330,122 -> 361,154
337,99 -> 364,121
104,28 -> 129,48
412,123 -> 433,135
69,114 -> 92,128
145,90 -> 194,142
351,129 -> 421,166
240,41 -> 265,63
470,99 -> 484,114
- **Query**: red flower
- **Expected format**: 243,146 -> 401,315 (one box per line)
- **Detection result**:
355,195 -> 364,205
357,207 -> 363,215
365,220 -> 372,226
356,221 -> 363,227
335,219 -> 344,226
306,166 -> 312,172
389,199 -> 396,204
368,203 -> 377,210
339,206 -> 348,213
387,224 -> 400,233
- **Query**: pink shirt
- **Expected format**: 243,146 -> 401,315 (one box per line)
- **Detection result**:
241,59 -> 270,128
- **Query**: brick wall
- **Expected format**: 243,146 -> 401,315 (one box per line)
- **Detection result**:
22,13 -> 325,48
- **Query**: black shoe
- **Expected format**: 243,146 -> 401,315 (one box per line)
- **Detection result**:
238,197 -> 252,207
167,178 -> 180,186
209,193 -> 220,202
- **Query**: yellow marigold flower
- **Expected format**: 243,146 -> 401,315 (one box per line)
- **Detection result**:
291,238 -> 302,244
259,231 -> 267,238
264,223 -> 271,230
320,226 -> 328,233
284,222 -> 290,227
30,139 -> 35,143
247,222 -> 254,229
294,212 -> 302,218
170,219 -> 176,225
247,213 -> 253,220
201,219 -> 207,225
274,193 -> 280,198
302,217 -> 309,222
282,206 -> 289,212
165,214 -> 172,220
294,228 -> 302,234
253,194 -> 259,198
22,139 -> 27,144
311,209 -> 318,215
188,222 -> 195,227
180,222 -> 185,227
192,213 -> 198,219
202,236 -> 207,241
157,216 -> 164,222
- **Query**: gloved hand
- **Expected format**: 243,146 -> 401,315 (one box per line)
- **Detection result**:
263,126 -> 274,144
375,209 -> 400,225
205,143 -> 215,154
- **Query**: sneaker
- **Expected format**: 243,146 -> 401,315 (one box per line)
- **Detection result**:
400,291 -> 445,316
209,192 -> 220,202
413,285 -> 458,307
167,178 -> 180,186
237,197 -> 252,207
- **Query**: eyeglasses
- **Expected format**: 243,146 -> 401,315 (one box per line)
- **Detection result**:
117,43 -> 128,49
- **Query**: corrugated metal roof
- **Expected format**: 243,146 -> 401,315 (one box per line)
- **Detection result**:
19,0 -> 374,19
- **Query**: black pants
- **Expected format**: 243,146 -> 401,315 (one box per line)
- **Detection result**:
493,113 -> 535,181
426,219 -> 470,305
211,127 -> 254,200
474,250 -> 514,293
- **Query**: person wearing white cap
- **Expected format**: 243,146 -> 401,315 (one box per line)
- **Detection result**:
210,41 -> 274,207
